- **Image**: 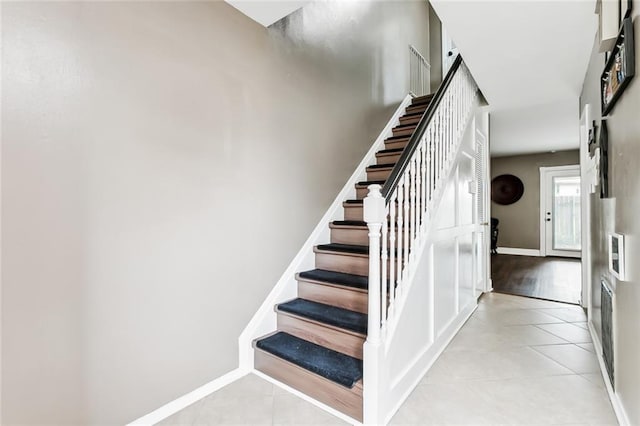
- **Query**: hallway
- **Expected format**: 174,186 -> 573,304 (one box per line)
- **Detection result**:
491,255 -> 582,304
159,292 -> 616,425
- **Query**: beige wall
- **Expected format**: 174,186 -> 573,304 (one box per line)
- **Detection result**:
580,5 -> 640,424
429,3 -> 443,91
0,2 -> 431,424
491,150 -> 580,250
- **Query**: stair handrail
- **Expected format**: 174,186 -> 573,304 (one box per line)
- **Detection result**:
382,54 -> 463,202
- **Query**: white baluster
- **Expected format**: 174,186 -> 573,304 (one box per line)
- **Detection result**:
381,204 -> 388,327
411,157 -> 417,249
396,178 -> 404,295
420,139 -> 427,235
403,170 -> 410,283
389,190 -> 396,318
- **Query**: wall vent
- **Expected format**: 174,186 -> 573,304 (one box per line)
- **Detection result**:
601,279 -> 614,388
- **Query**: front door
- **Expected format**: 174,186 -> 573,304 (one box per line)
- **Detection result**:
540,165 -> 582,258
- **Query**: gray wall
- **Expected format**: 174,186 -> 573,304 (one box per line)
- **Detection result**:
580,6 -> 640,424
429,3 -> 443,91
491,150 -> 580,250
0,2 -> 431,424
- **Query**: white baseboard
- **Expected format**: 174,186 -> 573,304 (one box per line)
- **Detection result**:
127,368 -> 246,425
496,247 -> 541,256
587,322 -> 630,426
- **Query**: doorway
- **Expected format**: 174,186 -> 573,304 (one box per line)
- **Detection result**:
490,162 -> 583,305
539,165 -> 582,258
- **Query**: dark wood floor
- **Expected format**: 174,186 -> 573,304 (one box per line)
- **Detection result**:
491,254 -> 581,305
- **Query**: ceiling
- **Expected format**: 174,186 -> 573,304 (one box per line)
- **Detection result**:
226,0 -> 599,157
430,0 -> 598,156
225,1 -> 310,27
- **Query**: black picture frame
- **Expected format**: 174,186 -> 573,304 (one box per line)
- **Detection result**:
599,120 -> 609,199
601,18 -> 635,116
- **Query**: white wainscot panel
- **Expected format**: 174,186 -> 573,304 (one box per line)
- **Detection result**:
458,233 -> 474,310
434,238 -> 457,337
387,250 -> 434,379
433,175 -> 456,230
458,155 -> 474,226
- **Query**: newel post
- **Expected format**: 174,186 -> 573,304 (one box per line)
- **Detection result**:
364,184 -> 384,344
363,184 -> 385,424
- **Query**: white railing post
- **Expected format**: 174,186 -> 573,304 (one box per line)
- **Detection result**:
364,184 -> 385,344
363,184 -> 386,425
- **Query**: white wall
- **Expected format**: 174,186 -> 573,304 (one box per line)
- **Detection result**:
0,2 -> 432,424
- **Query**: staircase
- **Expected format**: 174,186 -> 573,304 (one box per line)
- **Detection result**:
252,94 -> 434,422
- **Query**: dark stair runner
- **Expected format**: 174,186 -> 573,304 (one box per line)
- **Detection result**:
278,298 -> 367,334
256,332 -> 363,388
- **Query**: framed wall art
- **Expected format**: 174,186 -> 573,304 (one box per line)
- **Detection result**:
601,17 -> 635,116
608,232 -> 626,281
599,120 -> 609,199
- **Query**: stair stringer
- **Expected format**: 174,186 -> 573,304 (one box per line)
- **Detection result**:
368,97 -> 482,425
238,94 -> 413,374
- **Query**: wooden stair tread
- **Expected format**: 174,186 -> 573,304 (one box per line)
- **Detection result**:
377,147 -> 404,155
411,93 -> 435,104
277,298 -> 367,335
355,180 -> 385,188
297,268 -> 368,290
316,243 -> 369,256
385,135 -> 411,142
255,332 -> 363,388
393,123 -> 417,130
367,163 -> 395,170
329,220 -> 367,229
401,110 -> 425,118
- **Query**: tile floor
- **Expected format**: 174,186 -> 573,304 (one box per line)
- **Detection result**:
159,293 -> 617,425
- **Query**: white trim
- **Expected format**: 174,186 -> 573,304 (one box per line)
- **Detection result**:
588,322 -> 630,426
580,104 -> 592,309
252,370 -> 362,426
608,233 -> 627,281
496,247 -> 541,256
238,95 -> 414,371
127,368 -> 245,425
539,164 -> 582,258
